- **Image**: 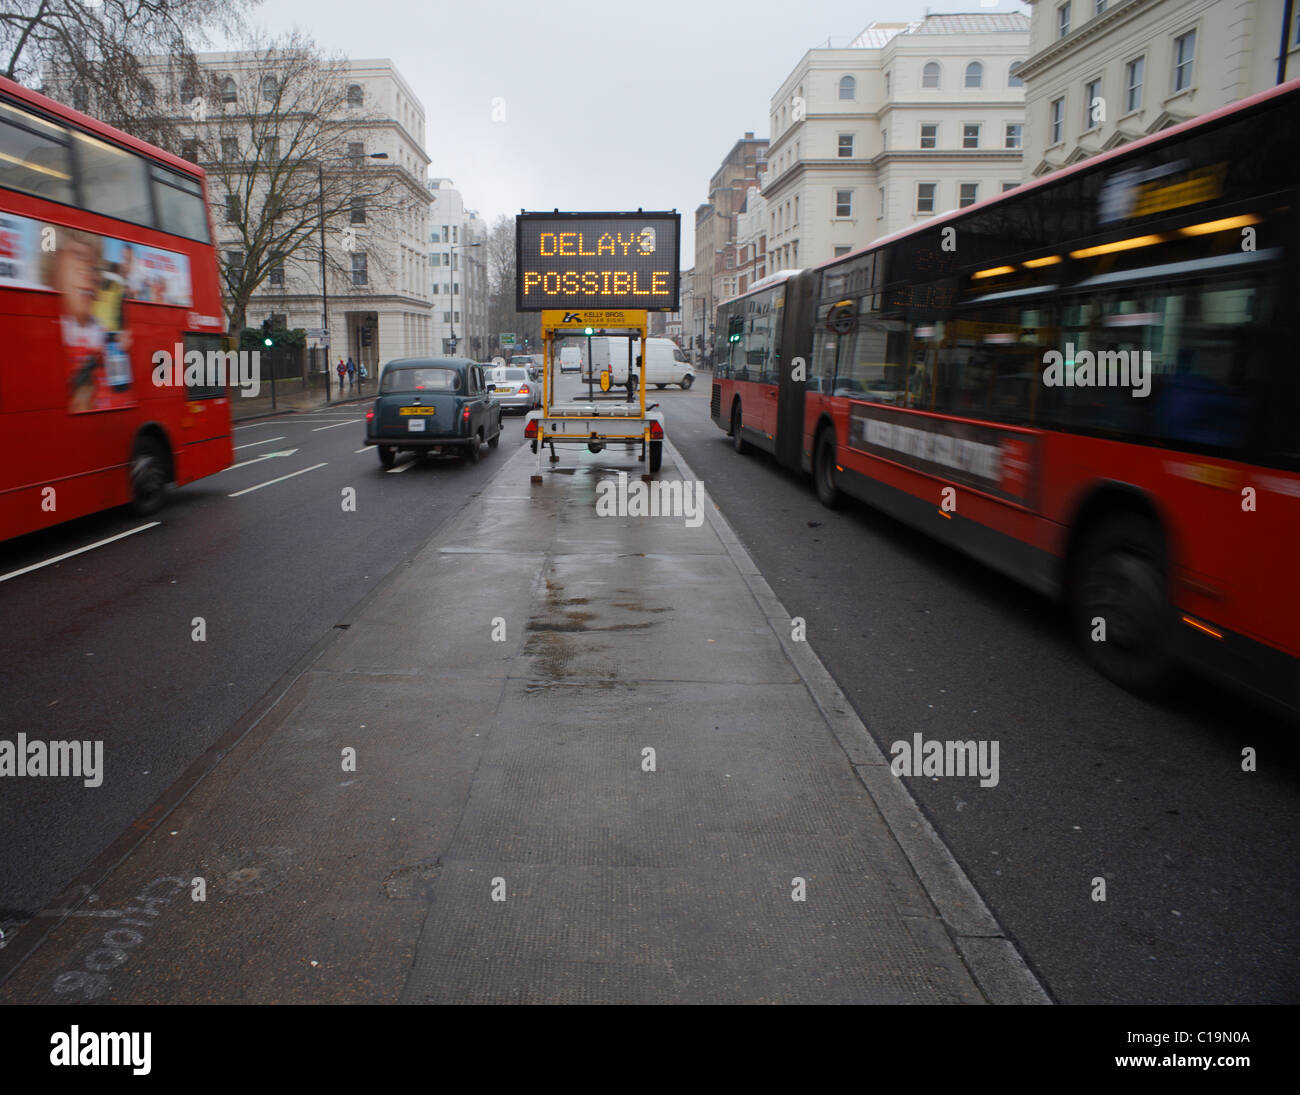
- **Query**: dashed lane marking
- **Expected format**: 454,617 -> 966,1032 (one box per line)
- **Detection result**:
227,463 -> 329,497
0,523 -> 160,583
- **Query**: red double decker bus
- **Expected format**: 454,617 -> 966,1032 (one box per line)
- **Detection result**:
0,75 -> 231,543
712,79 -> 1300,716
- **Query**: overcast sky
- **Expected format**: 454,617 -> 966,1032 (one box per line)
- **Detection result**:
232,0 -> 1028,262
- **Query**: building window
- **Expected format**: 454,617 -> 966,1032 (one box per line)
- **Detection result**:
1008,60 -> 1024,87
269,256 -> 284,287
1095,0 -> 1107,13
881,128 -> 887,149
922,61 -> 941,89
920,123 -> 938,148
224,194 -> 239,222
260,76 -> 277,102
962,123 -> 980,148
838,75 -> 856,100
1173,30 -> 1196,92
348,141 -> 364,164
1005,122 -> 1023,148
878,186 -> 885,217
1058,3 -> 1071,38
916,183 -> 936,213
1125,56 -> 1144,112
347,84 -> 364,106
884,71 -> 891,97
138,81 -> 155,108
352,253 -> 368,286
835,190 -> 852,218
179,77 -> 197,105
838,133 -> 854,157
1002,182 -> 1018,192
221,137 -> 238,161
220,76 -> 237,103
263,137 -> 278,162
965,61 -> 984,89
1084,78 -> 1102,128
443,311 -> 452,323
182,139 -> 200,162
225,250 -> 244,281
834,246 -> 851,257
350,197 -> 366,224
959,183 -> 979,208
1050,97 -> 1065,144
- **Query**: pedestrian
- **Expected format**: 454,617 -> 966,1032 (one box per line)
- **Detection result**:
346,356 -> 356,390
336,358 -> 346,393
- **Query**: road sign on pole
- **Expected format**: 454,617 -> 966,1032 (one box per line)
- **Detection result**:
501,333 -> 515,347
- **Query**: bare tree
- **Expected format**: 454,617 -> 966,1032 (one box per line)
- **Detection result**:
486,214 -> 540,351
3,1 -> 255,150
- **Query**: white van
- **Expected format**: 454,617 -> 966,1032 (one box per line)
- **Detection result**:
580,337 -> 694,390
558,346 -> 582,373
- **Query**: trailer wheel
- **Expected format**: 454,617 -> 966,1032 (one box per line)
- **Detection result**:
649,439 -> 663,472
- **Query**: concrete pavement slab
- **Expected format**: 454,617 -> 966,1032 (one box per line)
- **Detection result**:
0,437 -> 1045,1005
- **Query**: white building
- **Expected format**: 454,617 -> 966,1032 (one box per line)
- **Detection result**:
1019,0 -> 1300,177
427,179 -> 491,358
734,181 -> 769,295
764,14 -> 1030,271
158,54 -> 433,370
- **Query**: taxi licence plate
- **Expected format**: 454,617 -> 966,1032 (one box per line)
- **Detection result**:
400,407 -> 435,415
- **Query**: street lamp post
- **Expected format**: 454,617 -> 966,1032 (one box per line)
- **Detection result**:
319,151 -> 388,402
447,240 -> 483,356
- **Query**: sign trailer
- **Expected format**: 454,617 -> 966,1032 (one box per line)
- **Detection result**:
517,208 -> 679,482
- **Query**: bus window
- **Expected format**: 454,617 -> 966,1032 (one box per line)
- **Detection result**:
0,101 -> 72,204
152,165 -> 211,243
73,131 -> 153,226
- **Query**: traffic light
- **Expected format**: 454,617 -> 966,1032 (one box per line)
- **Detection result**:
584,327 -> 594,336
727,316 -> 743,343
261,318 -> 273,347
361,326 -> 373,347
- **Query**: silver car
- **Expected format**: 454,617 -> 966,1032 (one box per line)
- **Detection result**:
485,366 -> 540,413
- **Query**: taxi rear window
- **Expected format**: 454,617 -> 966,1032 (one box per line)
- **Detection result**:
381,367 -> 461,393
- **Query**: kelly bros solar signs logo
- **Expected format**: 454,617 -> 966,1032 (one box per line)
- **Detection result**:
516,211 -> 680,311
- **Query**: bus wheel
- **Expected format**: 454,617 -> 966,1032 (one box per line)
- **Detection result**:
814,429 -> 841,509
378,445 -> 395,469
1073,514 -> 1176,696
130,439 -> 169,516
649,439 -> 663,472
730,403 -> 748,454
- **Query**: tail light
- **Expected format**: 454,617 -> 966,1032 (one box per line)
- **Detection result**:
524,419 -> 539,439
519,385 -> 530,394
365,410 -> 374,421
649,420 -> 664,439
462,407 -> 471,421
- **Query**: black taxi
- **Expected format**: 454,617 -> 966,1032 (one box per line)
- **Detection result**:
364,357 -> 504,469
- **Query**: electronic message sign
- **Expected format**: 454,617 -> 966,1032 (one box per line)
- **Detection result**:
516,211 -> 680,312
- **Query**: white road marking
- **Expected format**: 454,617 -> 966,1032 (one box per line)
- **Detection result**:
0,523 -> 160,584
228,462 -> 328,497
311,419 -> 362,432
355,447 -> 370,454
233,436 -> 286,451
386,459 -> 416,474
233,421 -> 278,431
228,448 -> 300,470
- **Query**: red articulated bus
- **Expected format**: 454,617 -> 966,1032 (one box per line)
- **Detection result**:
712,78 -> 1300,717
0,75 -> 231,543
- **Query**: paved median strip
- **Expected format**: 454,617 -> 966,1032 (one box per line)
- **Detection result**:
227,463 -> 328,497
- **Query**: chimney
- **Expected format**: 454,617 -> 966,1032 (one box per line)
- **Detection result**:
744,131 -> 754,139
